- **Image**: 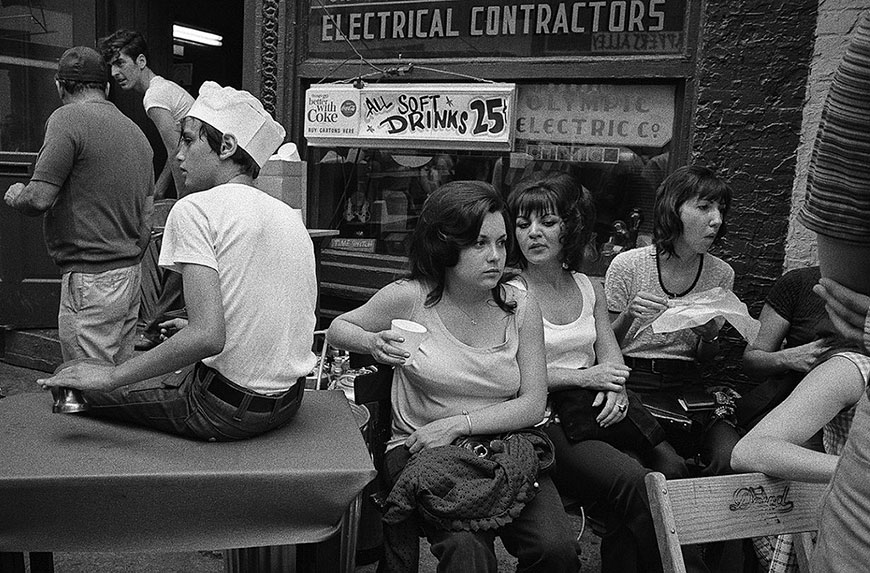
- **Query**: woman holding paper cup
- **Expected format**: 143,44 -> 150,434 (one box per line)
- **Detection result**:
327,181 -> 578,572
604,165 -> 740,475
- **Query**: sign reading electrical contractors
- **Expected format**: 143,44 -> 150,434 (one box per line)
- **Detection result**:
309,0 -> 687,59
515,83 -> 674,146
304,83 -> 516,151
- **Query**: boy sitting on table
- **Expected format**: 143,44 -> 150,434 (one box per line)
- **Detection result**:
40,81 -> 317,441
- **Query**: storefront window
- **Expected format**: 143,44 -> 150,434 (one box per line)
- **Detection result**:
309,81 -> 674,276
0,1 -> 78,153
309,147 -> 504,257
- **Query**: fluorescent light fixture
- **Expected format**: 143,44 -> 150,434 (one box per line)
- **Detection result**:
173,24 -> 222,47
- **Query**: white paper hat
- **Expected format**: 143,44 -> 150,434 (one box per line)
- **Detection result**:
186,81 -> 286,168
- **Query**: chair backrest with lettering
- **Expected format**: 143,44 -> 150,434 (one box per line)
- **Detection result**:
645,471 -> 827,573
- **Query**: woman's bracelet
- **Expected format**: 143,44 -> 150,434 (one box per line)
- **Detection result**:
461,410 -> 473,435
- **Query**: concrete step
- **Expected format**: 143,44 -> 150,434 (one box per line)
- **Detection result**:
0,328 -> 62,373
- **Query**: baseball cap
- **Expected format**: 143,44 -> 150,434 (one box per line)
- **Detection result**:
56,46 -> 108,83
186,81 -> 286,168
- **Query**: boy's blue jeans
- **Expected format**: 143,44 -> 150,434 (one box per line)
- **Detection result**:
82,362 -> 303,441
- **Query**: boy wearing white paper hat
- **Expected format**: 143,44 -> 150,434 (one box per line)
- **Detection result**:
41,82 -> 318,441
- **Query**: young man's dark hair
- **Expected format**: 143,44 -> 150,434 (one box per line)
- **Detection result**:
98,28 -> 150,63
187,118 -> 260,179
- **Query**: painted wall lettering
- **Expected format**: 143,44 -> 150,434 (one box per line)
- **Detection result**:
310,0 -> 687,58
514,84 -> 674,146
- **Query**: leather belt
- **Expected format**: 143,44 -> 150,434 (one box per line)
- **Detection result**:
624,356 -> 695,376
201,365 -> 303,413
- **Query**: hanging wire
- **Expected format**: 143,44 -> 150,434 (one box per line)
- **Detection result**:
315,56 -> 354,85
312,0 -> 494,87
314,0 -> 385,76
325,62 -> 494,87
413,65 -> 495,83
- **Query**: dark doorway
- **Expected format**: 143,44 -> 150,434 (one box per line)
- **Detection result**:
0,0 -> 243,328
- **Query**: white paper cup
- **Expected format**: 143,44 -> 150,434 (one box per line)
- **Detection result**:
391,319 -> 428,363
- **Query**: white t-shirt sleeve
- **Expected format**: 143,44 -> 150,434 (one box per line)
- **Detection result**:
143,77 -> 193,122
159,199 -> 218,272
604,251 -> 633,313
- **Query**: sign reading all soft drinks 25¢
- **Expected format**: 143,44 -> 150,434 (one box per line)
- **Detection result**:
304,83 -> 516,151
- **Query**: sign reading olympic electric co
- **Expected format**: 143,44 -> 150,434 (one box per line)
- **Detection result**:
303,83 -> 516,151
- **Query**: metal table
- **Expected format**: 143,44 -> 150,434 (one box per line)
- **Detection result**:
0,390 -> 375,572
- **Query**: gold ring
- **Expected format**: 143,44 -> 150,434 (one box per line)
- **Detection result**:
617,403 -> 627,412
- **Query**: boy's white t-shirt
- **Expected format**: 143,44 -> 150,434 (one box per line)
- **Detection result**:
159,183 -> 317,393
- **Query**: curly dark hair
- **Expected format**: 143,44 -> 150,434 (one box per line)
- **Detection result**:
98,29 -> 150,64
408,180 -> 516,313
506,171 -> 596,272
653,165 -> 731,257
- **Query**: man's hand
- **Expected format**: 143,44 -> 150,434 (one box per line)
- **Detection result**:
3,180 -> 59,214
38,360 -> 118,392
779,338 -> 836,373
4,182 -> 24,207
814,278 -> 870,352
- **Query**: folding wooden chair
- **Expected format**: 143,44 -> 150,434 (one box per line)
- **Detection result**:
645,471 -> 827,573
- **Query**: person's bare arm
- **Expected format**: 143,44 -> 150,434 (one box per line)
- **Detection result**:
327,280 -> 418,365
743,303 -> 833,377
148,107 -> 182,199
731,355 -> 865,482
4,181 -> 60,216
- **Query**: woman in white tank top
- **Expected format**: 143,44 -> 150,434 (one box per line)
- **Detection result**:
507,172 -> 706,573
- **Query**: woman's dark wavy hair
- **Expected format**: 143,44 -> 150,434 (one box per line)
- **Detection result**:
181,117 -> 260,179
506,171 -> 596,273
409,180 -> 516,313
653,165 -> 731,258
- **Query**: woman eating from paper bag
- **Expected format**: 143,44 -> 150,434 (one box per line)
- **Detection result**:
604,165 -> 741,475
327,180 -> 578,573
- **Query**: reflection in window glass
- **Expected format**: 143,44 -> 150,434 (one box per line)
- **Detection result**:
311,148 -> 502,257
0,2 -> 74,152
311,144 -> 669,275
506,144 -> 670,275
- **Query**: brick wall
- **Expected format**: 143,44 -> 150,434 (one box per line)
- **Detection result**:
692,1 -> 818,385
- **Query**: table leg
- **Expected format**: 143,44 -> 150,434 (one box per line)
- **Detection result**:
339,493 -> 364,573
29,552 -> 54,573
224,545 -> 296,573
0,552 -> 24,573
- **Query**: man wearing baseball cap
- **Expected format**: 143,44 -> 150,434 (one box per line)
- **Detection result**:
4,46 -> 153,366
41,82 -> 317,441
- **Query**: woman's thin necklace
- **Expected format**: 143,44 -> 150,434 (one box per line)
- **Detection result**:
656,250 -> 704,298
445,294 -> 487,325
